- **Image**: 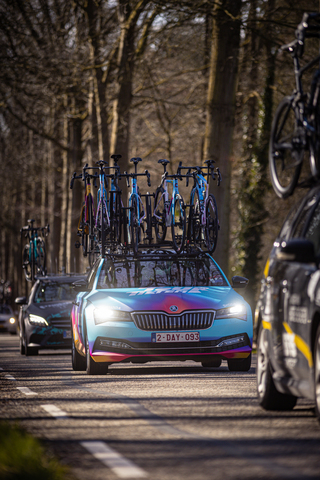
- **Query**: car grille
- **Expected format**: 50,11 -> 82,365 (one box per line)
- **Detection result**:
49,317 -> 70,329
131,310 -> 215,331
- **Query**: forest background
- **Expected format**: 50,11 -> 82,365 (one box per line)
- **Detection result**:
0,0 -> 319,312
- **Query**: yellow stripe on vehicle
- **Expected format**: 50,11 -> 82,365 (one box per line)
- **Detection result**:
264,259 -> 270,278
262,319 -> 272,330
283,322 -> 313,368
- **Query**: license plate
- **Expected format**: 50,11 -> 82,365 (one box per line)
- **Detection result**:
63,330 -> 71,339
151,332 -> 199,343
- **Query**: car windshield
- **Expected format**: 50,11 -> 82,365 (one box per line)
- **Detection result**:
97,255 -> 228,289
34,281 -> 77,303
0,305 -> 12,314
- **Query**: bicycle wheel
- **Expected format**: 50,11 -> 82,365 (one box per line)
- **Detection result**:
269,96 -> 303,198
205,194 -> 218,254
154,188 -> 166,243
145,195 -> 153,244
309,85 -> 320,179
80,206 -> 88,257
22,244 -> 32,281
171,195 -> 186,253
190,189 -> 202,243
36,237 -> 46,275
130,196 -> 140,255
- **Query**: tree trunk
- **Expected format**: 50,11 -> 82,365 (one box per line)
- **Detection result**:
203,0 -> 242,274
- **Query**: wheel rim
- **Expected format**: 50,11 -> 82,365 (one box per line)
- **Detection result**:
154,191 -> 166,242
206,197 -> 218,252
315,332 -> 320,415
257,329 -> 268,399
172,197 -> 185,252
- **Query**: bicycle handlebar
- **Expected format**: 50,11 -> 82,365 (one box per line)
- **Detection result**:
281,12 -> 320,58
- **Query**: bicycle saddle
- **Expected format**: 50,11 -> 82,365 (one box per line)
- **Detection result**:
111,154 -> 122,163
130,157 -> 142,164
158,159 -> 170,165
204,159 -> 216,166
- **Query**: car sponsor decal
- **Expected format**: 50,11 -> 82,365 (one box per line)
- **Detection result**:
307,270 -> 320,305
262,319 -> 272,330
128,287 -> 209,296
283,322 -> 313,368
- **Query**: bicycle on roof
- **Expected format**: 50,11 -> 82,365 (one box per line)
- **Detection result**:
179,160 -> 221,254
153,159 -> 186,253
70,163 -> 97,264
21,219 -> 49,282
122,157 -> 151,255
269,12 -> 320,198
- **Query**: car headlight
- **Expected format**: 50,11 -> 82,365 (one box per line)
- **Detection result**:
93,307 -> 132,325
29,314 -> 48,326
215,304 -> 247,321
9,317 -> 16,325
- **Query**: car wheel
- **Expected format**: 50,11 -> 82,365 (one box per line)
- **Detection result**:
202,358 -> 221,368
86,338 -> 108,375
25,343 -> 39,356
257,326 -> 297,410
314,324 -> 320,421
227,353 -> 251,372
72,333 -> 86,371
19,328 -> 25,355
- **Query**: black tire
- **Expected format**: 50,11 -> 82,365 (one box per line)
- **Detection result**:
19,327 -> 25,355
309,85 -> 320,179
269,96 -> 302,199
72,333 -> 86,371
130,196 -> 140,255
205,194 -> 218,254
25,340 -> 38,356
257,327 -> 297,410
86,338 -> 108,375
202,358 -> 221,368
22,244 -> 32,282
36,237 -> 46,275
154,188 -> 166,243
171,195 -> 186,253
314,324 -> 320,421
228,354 -> 251,372
145,195 -> 153,244
190,189 -> 202,243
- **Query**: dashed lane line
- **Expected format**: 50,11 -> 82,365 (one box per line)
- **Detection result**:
81,441 -> 147,479
17,386 -> 37,396
4,374 -> 16,381
41,404 -> 68,419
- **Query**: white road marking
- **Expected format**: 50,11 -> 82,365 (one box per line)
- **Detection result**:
17,386 -> 37,396
5,374 -> 16,381
81,441 -> 147,479
41,404 -> 68,418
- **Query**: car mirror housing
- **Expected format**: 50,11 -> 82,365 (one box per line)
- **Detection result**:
277,238 -> 316,263
72,279 -> 88,292
15,296 -> 27,305
231,276 -> 249,289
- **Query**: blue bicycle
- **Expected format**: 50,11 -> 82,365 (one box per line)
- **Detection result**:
123,157 -> 151,254
21,219 -> 49,282
153,159 -> 186,253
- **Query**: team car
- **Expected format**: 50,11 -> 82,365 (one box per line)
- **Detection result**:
71,249 -> 253,375
16,274 -> 86,356
255,184 -> 320,420
0,304 -> 17,334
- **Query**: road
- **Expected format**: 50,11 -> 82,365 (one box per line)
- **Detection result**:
1,334 -> 320,480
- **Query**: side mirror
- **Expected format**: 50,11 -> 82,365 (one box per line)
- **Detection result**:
231,276 -> 249,289
276,238 -> 315,263
15,296 -> 27,305
72,279 -> 88,292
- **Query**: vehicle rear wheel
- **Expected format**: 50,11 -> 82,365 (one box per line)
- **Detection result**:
314,324 -> 320,421
257,327 -> 297,410
86,338 -> 108,375
202,358 -> 221,368
227,354 -> 251,372
72,333 -> 86,371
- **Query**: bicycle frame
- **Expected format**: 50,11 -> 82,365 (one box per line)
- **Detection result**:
190,172 -> 208,227
128,175 -> 145,228
154,175 -> 181,227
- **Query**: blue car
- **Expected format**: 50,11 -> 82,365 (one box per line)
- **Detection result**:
71,250 -> 253,375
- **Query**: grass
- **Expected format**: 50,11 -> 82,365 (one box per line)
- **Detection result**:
0,422 -> 71,480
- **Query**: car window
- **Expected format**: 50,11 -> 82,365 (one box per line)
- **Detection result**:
305,201 -> 320,256
34,282 -> 77,303
97,256 -> 227,289
291,194 -> 318,238
0,305 -> 12,314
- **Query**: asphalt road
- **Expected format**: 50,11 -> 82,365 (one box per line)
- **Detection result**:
1,334 -> 320,480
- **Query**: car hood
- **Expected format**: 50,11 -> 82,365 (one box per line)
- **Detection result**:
27,301 -> 73,320
87,286 -> 244,314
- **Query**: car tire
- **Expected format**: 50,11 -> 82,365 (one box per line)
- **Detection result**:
23,328 -> 38,356
202,358 -> 222,368
19,328 -> 25,355
257,326 -> 297,410
86,338 -> 108,375
227,354 -> 251,372
314,324 -> 320,421
72,334 -> 86,371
